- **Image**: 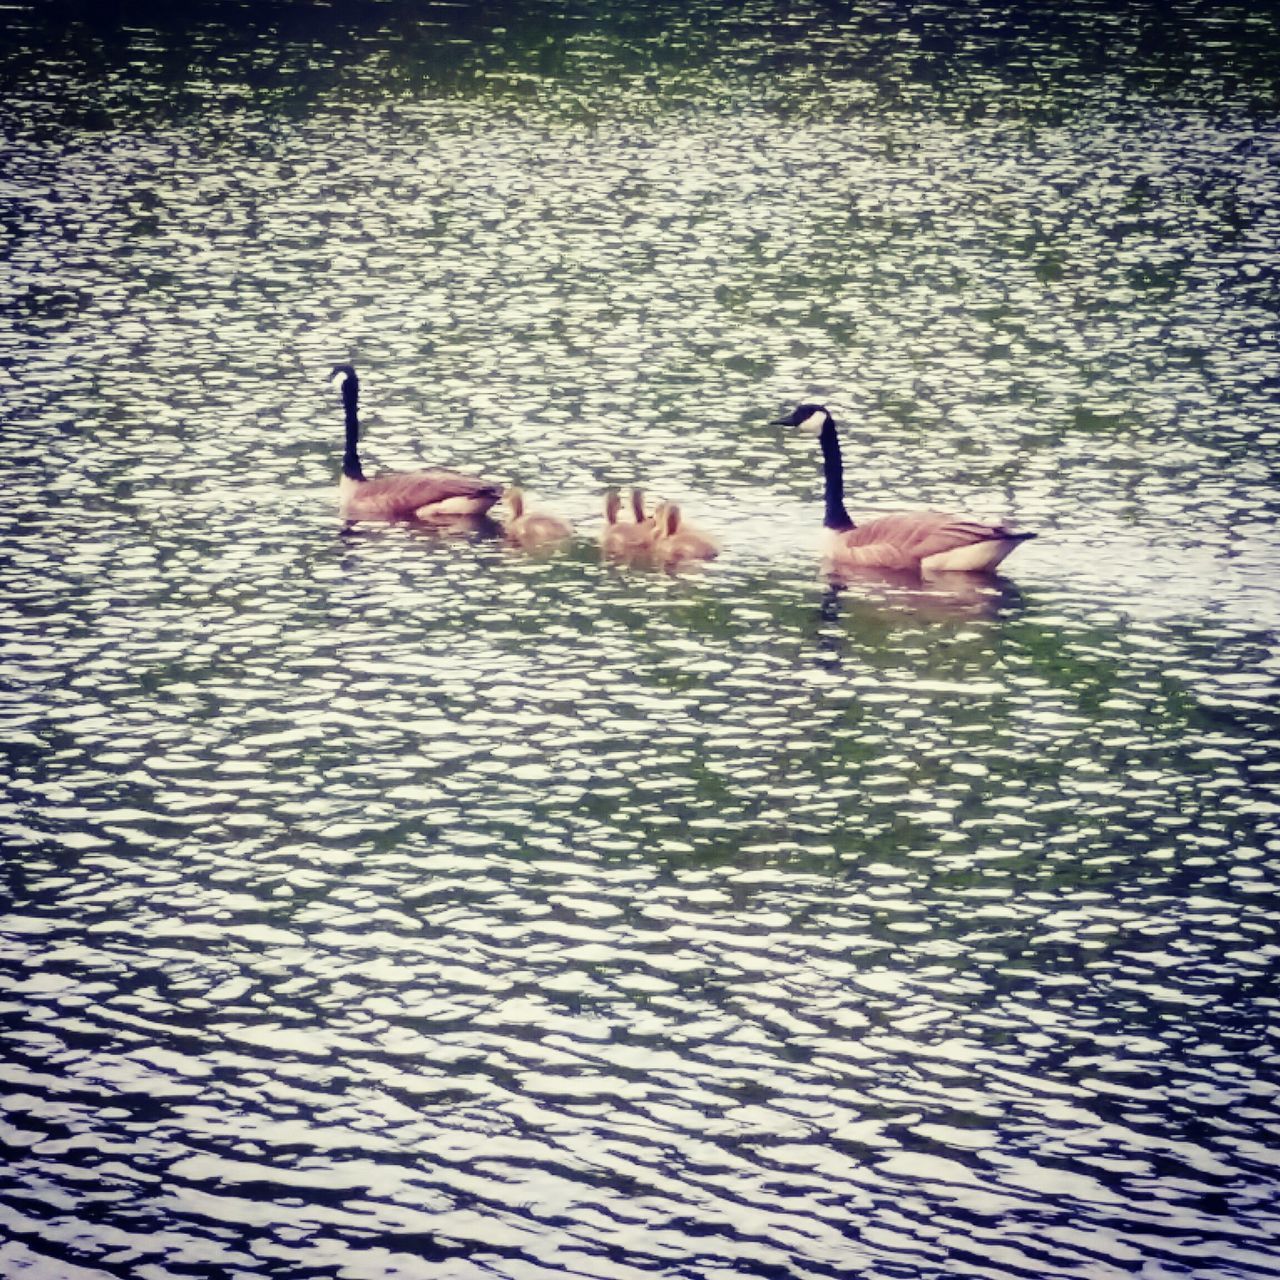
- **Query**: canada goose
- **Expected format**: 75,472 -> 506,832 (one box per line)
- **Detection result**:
331,365 -> 502,521
504,487 -> 572,548
775,403 -> 1036,572
650,500 -> 719,564
601,487 -> 655,557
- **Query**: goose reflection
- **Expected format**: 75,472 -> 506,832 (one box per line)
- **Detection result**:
821,564 -> 1024,622
338,512 -> 503,542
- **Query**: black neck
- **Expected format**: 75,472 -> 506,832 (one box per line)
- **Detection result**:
341,377 -> 364,481
820,415 -> 854,531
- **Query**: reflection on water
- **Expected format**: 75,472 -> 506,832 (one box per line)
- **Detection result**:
822,568 -> 1024,622
2,3 -> 1279,1278
356,512 -> 504,542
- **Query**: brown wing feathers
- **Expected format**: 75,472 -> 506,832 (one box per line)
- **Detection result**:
844,513 -> 1023,558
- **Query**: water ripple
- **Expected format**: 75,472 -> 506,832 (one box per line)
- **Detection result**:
3,3 -> 1280,1278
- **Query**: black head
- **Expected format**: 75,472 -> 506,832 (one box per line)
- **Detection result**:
774,404 -> 832,433
330,364 -> 358,390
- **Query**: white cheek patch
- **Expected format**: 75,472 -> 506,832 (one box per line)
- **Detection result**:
330,369 -> 349,390
799,408 -> 827,435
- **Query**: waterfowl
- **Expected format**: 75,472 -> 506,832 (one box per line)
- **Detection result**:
601,487 -> 654,557
775,403 -> 1036,572
503,487 -> 572,548
630,488 -> 656,538
650,500 -> 719,565
331,365 -> 502,521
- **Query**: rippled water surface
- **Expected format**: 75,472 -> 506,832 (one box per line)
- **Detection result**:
3,3 -> 1280,1277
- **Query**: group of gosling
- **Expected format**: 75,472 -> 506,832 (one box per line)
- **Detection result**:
491,482 -> 717,566
331,364 -> 1036,575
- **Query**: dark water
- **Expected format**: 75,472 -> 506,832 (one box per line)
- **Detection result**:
3,3 -> 1280,1277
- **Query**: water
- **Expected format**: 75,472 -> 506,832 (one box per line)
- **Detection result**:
3,3 -> 1280,1277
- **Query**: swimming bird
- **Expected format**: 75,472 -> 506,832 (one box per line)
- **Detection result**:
601,487 -> 655,557
503,487 -> 572,548
331,365 -> 502,521
630,487 -> 656,538
650,500 -> 719,565
774,403 -> 1036,572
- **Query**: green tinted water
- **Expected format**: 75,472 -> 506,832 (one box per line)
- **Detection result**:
2,4 -> 1279,1277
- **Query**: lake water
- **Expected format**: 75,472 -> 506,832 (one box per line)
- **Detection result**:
2,3 -> 1279,1277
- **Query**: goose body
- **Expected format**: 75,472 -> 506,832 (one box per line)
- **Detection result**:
504,487 -> 572,548
601,487 -> 655,557
651,501 -> 719,565
776,404 -> 1035,573
331,365 -> 501,521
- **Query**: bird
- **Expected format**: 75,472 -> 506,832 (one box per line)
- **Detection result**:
503,487 -> 572,548
600,487 -> 656,557
330,365 -> 502,521
650,500 -> 719,565
630,487 -> 656,538
774,403 -> 1036,572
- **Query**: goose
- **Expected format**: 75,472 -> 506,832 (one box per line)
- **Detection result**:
774,403 -> 1036,572
503,487 -> 572,548
331,365 -> 502,521
630,487 -> 656,538
650,500 -> 719,565
601,487 -> 655,557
